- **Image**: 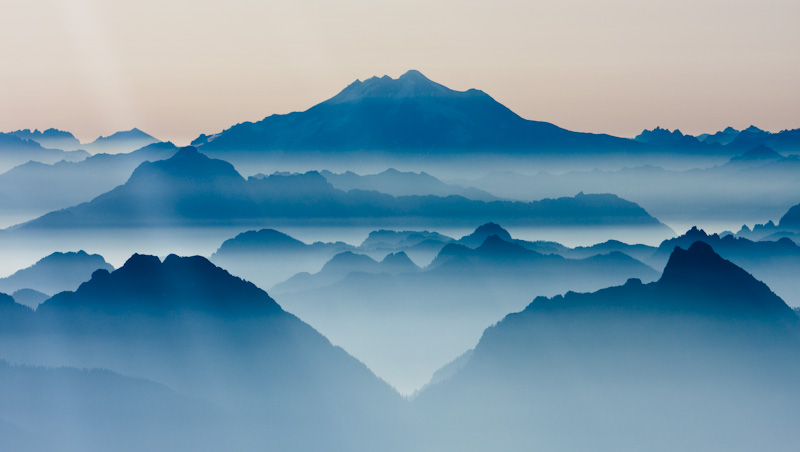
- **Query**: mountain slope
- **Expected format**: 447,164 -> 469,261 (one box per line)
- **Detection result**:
413,241 -> 800,452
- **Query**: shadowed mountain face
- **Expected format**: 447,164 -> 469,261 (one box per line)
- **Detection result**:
0,251 -> 113,296
654,226 -> 800,305
413,241 -> 800,452
0,253 -> 406,452
193,70 -> 639,154
276,229 -> 659,393
17,147 -> 668,233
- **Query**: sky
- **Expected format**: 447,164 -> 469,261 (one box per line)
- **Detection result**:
1,0 -> 798,146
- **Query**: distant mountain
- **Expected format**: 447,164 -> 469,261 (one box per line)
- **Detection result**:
697,126 -> 740,145
359,229 -> 455,250
11,289 -> 49,309
193,70 -> 640,155
210,229 -> 355,289
319,169 -> 498,201
0,142 -> 178,220
0,132 -> 88,172
637,125 -> 800,154
8,128 -> 81,151
456,222 -> 513,247
467,152 -> 800,226
0,253 -> 406,452
634,127 -> 712,150
17,147 -> 669,233
276,232 -> 659,393
273,251 -> 419,294
728,144 -> 782,162
737,201 -> 800,241
413,242 -> 800,451
0,251 -> 113,296
727,126 -> 800,153
82,128 -> 160,154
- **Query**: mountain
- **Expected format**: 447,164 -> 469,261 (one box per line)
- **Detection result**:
276,233 -> 659,393
0,132 -> 88,172
728,144 -> 782,162
11,289 -> 49,309
273,251 -> 420,294
82,128 -> 160,154
652,227 -> 800,304
413,242 -> 800,451
737,201 -> 800,241
0,253 -> 406,452
456,222 -> 513,247
319,169 -> 498,201
634,126 -> 712,150
0,142 -> 178,221
192,70 -> 639,155
17,147 -> 669,233
636,125 -> 800,154
210,229 -> 355,289
8,128 -> 81,151
697,126 -> 740,145
466,153 -> 800,227
727,126 -> 800,153
0,251 -> 113,296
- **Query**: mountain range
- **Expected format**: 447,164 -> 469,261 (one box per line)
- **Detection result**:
274,228 -> 659,392
0,133 -> 88,172
15,147 -> 669,232
318,168 -> 497,201
461,145 -> 800,225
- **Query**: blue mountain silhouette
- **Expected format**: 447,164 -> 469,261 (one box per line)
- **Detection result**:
193,70 -> 639,154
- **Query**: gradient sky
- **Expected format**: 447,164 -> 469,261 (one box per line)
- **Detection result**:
2,0 -> 798,146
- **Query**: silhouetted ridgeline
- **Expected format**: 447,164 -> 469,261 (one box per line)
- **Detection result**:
15,147 -> 669,231
192,70 -> 639,155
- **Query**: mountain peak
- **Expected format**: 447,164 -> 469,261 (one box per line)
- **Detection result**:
658,241 -> 795,319
398,69 -> 429,81
40,253 -> 282,316
127,146 -> 245,185
324,70 -> 474,105
459,222 -> 513,247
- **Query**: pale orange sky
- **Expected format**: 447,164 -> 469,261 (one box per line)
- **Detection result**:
1,0 -> 798,146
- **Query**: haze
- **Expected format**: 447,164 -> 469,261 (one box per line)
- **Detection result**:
2,0 -> 798,145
